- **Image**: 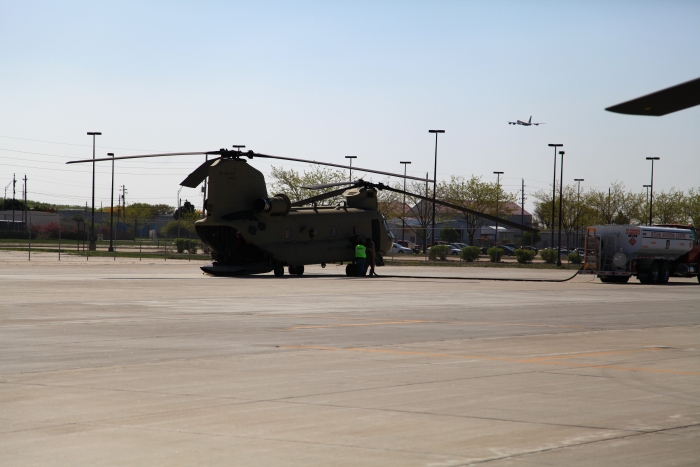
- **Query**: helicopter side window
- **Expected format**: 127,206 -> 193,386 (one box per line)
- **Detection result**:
331,226 -> 337,237
285,228 -> 292,240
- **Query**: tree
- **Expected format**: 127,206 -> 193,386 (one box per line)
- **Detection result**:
684,188 -> 700,227
440,176 -> 515,245
653,189 -> 686,225
533,185 -> 597,249
585,182 -> 644,225
268,166 -> 348,206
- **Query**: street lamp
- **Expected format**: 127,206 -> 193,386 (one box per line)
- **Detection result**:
108,153 -> 115,252
428,130 -> 445,247
643,184 -> 651,225
557,150 -> 565,266
494,172 -> 504,246
345,156 -> 357,182
87,132 -> 102,251
400,161 -> 411,243
548,144 -> 563,250
574,178 -> 584,248
646,157 -> 660,225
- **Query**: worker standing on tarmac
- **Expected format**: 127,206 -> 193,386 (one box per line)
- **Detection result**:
355,239 -> 367,277
366,239 -> 377,277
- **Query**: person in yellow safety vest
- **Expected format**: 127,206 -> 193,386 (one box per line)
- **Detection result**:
355,240 -> 367,277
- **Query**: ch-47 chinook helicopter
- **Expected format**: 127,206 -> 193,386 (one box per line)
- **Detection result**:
68,147 -> 538,277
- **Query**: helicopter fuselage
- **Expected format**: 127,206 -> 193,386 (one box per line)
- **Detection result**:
194,158 -> 393,275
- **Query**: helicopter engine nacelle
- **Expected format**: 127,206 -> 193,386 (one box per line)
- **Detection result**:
253,193 -> 291,216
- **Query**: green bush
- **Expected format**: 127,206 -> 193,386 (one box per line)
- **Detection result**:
160,221 -> 194,238
514,248 -> 535,264
568,251 -> 582,264
461,246 -> 481,262
428,244 -> 451,261
487,246 -> 503,262
540,248 -> 557,264
175,238 -> 198,254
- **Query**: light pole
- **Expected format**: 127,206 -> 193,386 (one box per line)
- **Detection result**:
494,171 -> 504,246
646,157 -> 660,225
557,150 -> 565,266
574,178 -> 584,248
87,132 -> 101,250
643,184 -> 651,225
548,144 -> 563,249
400,161 -> 411,243
108,153 -> 115,252
345,156 -> 357,182
177,186 -> 183,240
429,130 -> 445,247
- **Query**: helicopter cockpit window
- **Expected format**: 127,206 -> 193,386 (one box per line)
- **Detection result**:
331,226 -> 337,237
285,228 -> 292,240
353,225 -> 359,235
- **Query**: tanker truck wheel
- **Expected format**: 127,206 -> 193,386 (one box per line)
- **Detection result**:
295,265 -> 304,276
649,261 -> 660,284
346,264 -> 357,276
658,261 -> 670,284
274,265 -> 284,277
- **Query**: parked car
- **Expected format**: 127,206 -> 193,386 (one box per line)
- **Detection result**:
522,245 -> 539,255
390,243 -> 414,254
499,245 -> 516,256
451,243 -> 470,249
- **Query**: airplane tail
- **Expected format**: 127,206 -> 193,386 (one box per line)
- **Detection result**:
528,116 -> 532,123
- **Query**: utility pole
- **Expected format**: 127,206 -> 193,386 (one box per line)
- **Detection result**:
23,175 -> 27,228
400,161 -> 411,243
345,156 -> 357,182
574,178 -> 584,247
547,144 -> 563,249
108,153 -> 115,252
557,151 -> 565,266
87,132 -> 102,251
494,172 -> 504,246
12,173 -> 16,231
521,179 -> 525,248
424,173 -> 429,253
428,130 -> 445,248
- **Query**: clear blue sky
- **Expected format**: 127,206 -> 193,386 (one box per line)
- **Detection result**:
1,1 -> 699,212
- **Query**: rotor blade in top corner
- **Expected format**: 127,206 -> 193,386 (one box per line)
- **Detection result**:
66,151 -> 210,164
250,153 -> 434,183
300,180 -> 362,190
180,158 -> 219,188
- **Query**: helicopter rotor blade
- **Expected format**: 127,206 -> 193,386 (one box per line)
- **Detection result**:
250,153 -> 433,183
363,182 -> 539,233
66,151 -> 214,164
300,180 -> 364,190
180,158 -> 220,188
291,187 -> 350,207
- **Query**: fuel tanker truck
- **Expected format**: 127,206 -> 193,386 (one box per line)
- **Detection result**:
579,225 -> 700,284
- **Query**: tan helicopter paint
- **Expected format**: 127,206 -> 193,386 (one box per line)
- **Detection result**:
195,158 -> 394,270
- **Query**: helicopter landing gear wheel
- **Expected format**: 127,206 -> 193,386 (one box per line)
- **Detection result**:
346,264 -> 357,276
274,265 -> 284,277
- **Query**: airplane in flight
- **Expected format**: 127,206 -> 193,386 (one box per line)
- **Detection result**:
508,116 -> 545,126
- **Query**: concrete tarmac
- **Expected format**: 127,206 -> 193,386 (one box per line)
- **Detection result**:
1,258 -> 698,466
